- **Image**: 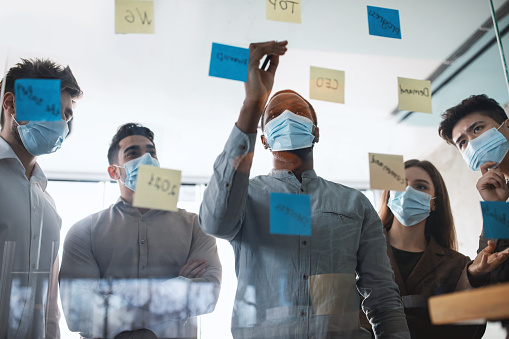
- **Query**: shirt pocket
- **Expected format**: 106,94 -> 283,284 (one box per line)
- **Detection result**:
312,211 -> 361,273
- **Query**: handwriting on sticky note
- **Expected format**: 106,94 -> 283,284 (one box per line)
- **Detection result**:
481,202 -> 509,239
14,79 -> 61,121
209,43 -> 249,82
398,77 -> 432,114
309,66 -> 345,104
133,165 -> 181,212
115,0 -> 154,34
266,0 -> 301,24
369,153 -> 406,191
367,6 -> 401,39
270,192 -> 311,236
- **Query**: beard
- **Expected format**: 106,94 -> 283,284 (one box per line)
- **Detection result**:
286,146 -> 313,160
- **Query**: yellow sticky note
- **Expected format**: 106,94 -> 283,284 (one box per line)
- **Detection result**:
115,0 -> 154,34
266,0 -> 301,24
397,77 -> 432,114
368,153 -> 406,191
309,66 -> 345,104
133,165 -> 181,211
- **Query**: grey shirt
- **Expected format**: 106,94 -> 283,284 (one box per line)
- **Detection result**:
0,137 -> 60,339
199,125 -> 410,339
60,198 -> 221,338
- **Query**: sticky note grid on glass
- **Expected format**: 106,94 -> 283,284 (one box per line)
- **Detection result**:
481,201 -> 509,239
209,43 -> 249,82
133,165 -> 181,212
367,6 -> 401,39
14,79 -> 61,121
270,192 -> 311,236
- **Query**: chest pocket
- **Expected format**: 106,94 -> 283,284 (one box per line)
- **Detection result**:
312,211 -> 361,274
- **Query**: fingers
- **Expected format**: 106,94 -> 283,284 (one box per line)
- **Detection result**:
480,161 -> 498,175
266,54 -> 280,75
249,41 -> 288,67
179,259 -> 208,278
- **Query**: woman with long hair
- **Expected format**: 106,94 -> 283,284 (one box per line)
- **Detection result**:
362,159 -> 486,338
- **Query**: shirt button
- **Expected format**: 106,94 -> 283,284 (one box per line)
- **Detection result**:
287,171 -> 292,174
300,311 -> 307,316
302,240 -> 307,246
241,145 -> 247,150
140,240 -> 145,244
33,206 -> 36,211
33,234 -> 37,240
141,265 -> 145,270
31,263 -> 36,269
300,188 -> 304,192
303,274 -> 308,280
225,182 -> 230,188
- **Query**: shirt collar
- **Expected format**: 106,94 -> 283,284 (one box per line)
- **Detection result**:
115,197 -> 160,218
268,168 -> 317,179
0,137 -> 47,189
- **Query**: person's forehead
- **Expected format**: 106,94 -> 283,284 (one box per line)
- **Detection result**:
118,134 -> 154,150
267,92 -> 309,110
405,166 -> 431,182
451,112 -> 498,137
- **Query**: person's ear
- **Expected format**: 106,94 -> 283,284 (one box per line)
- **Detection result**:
107,165 -> 120,181
2,92 -> 15,118
313,126 -> 320,144
431,198 -> 436,212
260,134 -> 270,149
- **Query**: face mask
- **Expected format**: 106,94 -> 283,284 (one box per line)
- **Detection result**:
12,115 -> 69,156
115,152 -> 160,191
264,110 -> 315,151
462,122 -> 509,171
387,186 -> 434,227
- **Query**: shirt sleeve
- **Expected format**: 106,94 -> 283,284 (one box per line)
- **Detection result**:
45,255 -> 60,339
199,124 -> 257,241
356,203 -> 410,339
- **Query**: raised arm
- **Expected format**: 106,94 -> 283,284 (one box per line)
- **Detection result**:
199,41 -> 287,240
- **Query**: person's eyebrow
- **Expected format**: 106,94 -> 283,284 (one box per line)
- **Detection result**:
147,144 -> 156,151
123,145 -> 140,154
414,179 -> 431,185
454,121 -> 484,146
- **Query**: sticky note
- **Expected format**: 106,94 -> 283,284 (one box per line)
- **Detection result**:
133,165 -> 181,212
398,77 -> 432,113
266,0 -> 301,24
481,201 -> 509,239
209,43 -> 249,82
270,192 -> 311,236
115,0 -> 154,34
369,153 -> 406,191
309,66 -> 345,104
367,6 -> 401,39
14,79 -> 61,121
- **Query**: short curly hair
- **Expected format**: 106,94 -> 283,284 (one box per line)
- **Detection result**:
438,94 -> 507,144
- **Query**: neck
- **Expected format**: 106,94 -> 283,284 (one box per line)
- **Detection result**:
388,219 -> 427,252
272,149 -> 314,182
119,185 -> 150,214
0,133 -> 37,179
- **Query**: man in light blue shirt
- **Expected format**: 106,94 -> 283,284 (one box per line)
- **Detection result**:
199,41 -> 409,339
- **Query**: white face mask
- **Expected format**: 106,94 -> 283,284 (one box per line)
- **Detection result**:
387,186 -> 435,226
114,153 -> 160,191
263,110 -> 315,151
461,122 -> 509,171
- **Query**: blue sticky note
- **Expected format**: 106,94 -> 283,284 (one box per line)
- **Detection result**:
270,192 -> 311,236
14,79 -> 61,121
367,6 -> 401,39
209,43 -> 249,82
481,201 -> 509,239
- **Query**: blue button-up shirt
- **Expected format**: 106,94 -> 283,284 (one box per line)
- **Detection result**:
200,125 -> 409,339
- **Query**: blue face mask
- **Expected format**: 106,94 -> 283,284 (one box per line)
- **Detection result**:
461,122 -> 509,171
264,110 -> 315,151
387,186 -> 434,227
12,115 -> 69,156
115,152 -> 160,191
